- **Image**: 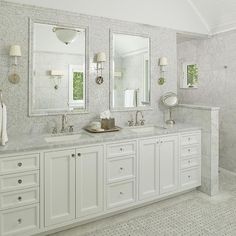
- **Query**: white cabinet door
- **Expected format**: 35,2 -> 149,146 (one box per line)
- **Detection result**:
44,149 -> 76,226
159,135 -> 178,194
139,138 -> 159,200
76,146 -> 103,218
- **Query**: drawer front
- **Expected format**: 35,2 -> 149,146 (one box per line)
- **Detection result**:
0,154 -> 39,175
181,145 -> 200,158
0,188 -> 39,210
180,168 -> 201,189
0,171 -> 39,193
181,133 -> 200,146
107,181 -> 135,208
180,158 -> 201,170
0,204 -> 39,236
107,156 -> 135,183
107,142 -> 135,158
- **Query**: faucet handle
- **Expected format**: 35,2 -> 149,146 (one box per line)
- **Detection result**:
69,125 -> 74,133
128,120 -> 134,127
140,119 -> 145,126
52,127 -> 58,134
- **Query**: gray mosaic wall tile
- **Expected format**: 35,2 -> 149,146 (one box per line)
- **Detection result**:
0,1 -> 177,136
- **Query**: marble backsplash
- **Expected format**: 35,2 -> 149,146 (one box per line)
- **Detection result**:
177,30 -> 236,172
0,1 -> 177,136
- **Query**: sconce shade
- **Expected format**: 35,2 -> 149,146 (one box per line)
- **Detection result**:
53,27 -> 79,45
97,52 -> 106,62
159,57 -> 168,66
9,45 -> 21,57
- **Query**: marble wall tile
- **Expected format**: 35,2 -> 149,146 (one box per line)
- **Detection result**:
177,31 -> 236,173
0,1 -> 177,136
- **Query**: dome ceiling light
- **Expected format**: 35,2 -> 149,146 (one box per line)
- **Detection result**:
52,27 -> 80,45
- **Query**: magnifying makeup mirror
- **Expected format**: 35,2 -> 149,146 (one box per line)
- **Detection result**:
161,92 -> 178,125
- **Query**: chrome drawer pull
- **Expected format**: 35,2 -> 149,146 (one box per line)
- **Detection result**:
17,218 -> 22,224
17,162 -> 22,167
188,149 -> 191,152
18,179 -> 22,184
120,191 -> 124,195
120,148 -> 124,152
120,167 -> 124,171
18,196 -> 22,201
188,175 -> 191,179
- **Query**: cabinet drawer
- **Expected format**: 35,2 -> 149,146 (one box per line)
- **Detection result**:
0,188 -> 39,210
181,145 -> 200,157
180,158 -> 201,170
107,156 -> 135,183
107,142 -> 135,158
0,204 -> 39,236
181,133 -> 200,146
0,171 -> 39,193
180,168 -> 201,189
107,181 -> 135,208
0,154 -> 39,175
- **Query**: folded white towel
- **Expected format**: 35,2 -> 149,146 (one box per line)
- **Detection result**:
124,89 -> 135,108
0,103 -> 8,146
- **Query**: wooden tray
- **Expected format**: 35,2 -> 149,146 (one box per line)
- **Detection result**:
84,126 -> 121,133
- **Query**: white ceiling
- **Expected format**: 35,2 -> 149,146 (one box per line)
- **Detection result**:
3,0 -> 236,35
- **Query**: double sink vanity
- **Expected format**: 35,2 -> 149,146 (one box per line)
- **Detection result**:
0,123 -> 201,236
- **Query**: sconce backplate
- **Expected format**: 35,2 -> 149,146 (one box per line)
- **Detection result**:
96,76 -> 104,85
8,74 -> 20,84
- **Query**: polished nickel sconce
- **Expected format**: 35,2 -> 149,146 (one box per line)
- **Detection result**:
158,57 -> 168,85
95,52 -> 106,85
9,45 -> 22,84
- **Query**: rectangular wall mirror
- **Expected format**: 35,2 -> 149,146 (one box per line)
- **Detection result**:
29,20 -> 88,116
110,32 -> 151,111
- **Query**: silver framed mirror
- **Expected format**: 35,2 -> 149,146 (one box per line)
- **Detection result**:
110,30 -> 151,111
29,19 -> 89,116
161,92 -> 178,125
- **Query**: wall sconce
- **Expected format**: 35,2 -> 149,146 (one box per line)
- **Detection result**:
158,57 -> 168,85
50,70 -> 64,90
95,52 -> 106,85
9,45 -> 22,84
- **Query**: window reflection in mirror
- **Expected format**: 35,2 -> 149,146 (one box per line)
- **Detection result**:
30,22 -> 87,116
111,33 -> 150,110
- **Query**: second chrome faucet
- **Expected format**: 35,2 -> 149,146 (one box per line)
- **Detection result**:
128,110 -> 145,127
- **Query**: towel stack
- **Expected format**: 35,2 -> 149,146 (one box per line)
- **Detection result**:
0,103 -> 8,146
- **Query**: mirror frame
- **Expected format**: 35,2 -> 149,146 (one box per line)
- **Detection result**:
109,30 -> 152,112
28,18 -> 89,116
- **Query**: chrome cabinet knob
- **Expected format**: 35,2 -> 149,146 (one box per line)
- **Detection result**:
18,196 -> 22,201
71,154 -> 75,158
18,179 -> 22,184
77,153 -> 81,157
17,218 -> 22,224
17,162 -> 22,167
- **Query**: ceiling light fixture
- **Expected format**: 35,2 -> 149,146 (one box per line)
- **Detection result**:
52,27 -> 80,45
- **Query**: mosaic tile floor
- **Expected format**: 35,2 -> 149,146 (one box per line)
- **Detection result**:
51,169 -> 236,236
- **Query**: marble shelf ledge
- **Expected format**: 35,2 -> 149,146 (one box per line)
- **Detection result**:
178,104 -> 220,111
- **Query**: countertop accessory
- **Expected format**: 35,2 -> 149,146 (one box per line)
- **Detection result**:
101,118 -> 115,130
84,126 -> 121,133
161,92 -> 178,125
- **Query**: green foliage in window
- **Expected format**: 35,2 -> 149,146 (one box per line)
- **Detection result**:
187,64 -> 198,87
73,72 -> 84,100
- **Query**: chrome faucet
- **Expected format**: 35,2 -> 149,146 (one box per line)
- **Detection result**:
61,113 -> 68,133
135,110 -> 145,126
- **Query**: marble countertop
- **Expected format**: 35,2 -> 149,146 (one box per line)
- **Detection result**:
0,123 -> 201,155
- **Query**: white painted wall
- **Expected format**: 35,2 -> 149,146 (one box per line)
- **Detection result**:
4,0 -> 210,34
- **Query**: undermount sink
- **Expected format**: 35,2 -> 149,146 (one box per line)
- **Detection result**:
44,133 -> 91,143
128,125 -> 167,134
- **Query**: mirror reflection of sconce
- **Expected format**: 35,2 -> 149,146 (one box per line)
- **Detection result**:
52,27 -> 80,45
50,70 -> 64,90
95,52 -> 106,85
158,57 -> 168,85
9,45 -> 21,84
